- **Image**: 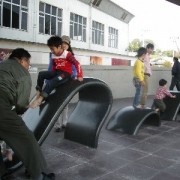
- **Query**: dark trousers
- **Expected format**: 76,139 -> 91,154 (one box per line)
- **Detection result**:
153,99 -> 166,112
0,91 -> 46,179
36,70 -> 71,98
169,76 -> 180,91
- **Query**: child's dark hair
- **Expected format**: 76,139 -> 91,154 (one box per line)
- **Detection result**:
9,48 -> 31,60
159,79 -> 167,86
47,36 -> 62,47
146,43 -> 154,49
136,47 -> 147,58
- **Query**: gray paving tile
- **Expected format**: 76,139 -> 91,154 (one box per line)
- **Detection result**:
97,140 -> 124,154
115,163 -> 158,180
129,141 -> 162,154
135,154 -> 176,170
96,172 -> 128,180
150,172 -> 180,180
56,163 -> 108,180
89,154 -> 130,172
109,148 -> 148,161
164,162 -> 180,178
153,148 -> 180,161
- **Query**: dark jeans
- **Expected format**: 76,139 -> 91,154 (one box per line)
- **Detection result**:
169,76 -> 180,91
36,70 -> 71,98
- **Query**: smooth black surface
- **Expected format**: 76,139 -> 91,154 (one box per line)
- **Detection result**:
4,77 -> 113,172
106,106 -> 160,135
158,91 -> 180,121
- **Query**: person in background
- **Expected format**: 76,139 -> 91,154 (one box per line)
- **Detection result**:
140,43 -> 154,108
133,47 -> 147,108
169,57 -> 180,91
30,36 -> 83,108
0,48 -> 55,180
154,79 -> 176,113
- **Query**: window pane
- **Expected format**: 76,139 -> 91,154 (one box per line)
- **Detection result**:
74,23 -> 78,36
12,5 -> 19,28
58,9 -> 62,17
12,0 -> 20,5
57,21 -> 62,36
83,18 -> 86,25
5,0 -> 11,2
3,2 -> 11,27
52,6 -> 56,16
0,8 -> 1,26
21,0 -> 28,7
39,16 -> 44,33
70,13 -> 73,21
51,16 -> 56,35
79,16 -> 82,24
45,4 -> 50,14
45,14 -> 50,34
39,2 -> 44,12
70,24 -> 73,39
83,28 -> 86,41
79,24 -> 82,35
21,11 -> 27,30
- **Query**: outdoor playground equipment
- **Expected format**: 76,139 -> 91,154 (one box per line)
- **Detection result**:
106,106 -> 160,134
3,77 -> 113,173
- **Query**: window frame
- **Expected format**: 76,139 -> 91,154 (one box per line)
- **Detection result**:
70,12 -> 86,42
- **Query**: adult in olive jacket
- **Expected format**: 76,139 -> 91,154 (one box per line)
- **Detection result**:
0,48 -> 55,180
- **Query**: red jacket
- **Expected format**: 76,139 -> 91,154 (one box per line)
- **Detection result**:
51,50 -> 83,78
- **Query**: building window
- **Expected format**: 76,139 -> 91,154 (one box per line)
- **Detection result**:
1,0 -> 28,30
70,13 -> 86,42
108,27 -> 118,48
92,21 -> 104,45
39,2 -> 62,36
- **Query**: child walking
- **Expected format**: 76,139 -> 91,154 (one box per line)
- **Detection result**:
30,36 -> 83,108
153,79 -> 176,112
132,47 -> 147,108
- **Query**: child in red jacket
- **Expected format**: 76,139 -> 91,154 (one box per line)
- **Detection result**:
30,36 -> 83,108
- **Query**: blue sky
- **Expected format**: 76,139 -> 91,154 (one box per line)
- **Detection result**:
112,0 -> 180,51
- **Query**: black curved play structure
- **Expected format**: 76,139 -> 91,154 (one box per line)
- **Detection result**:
152,91 -> 180,121
3,77 -> 113,173
106,106 -> 160,135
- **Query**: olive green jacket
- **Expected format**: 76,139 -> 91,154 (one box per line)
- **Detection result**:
0,59 -> 32,113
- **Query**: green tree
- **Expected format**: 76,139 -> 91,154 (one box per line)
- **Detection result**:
128,39 -> 142,52
162,60 -> 172,68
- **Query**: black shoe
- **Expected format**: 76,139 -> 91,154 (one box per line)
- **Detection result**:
62,125 -> 66,129
42,173 -> 55,180
55,127 -> 64,133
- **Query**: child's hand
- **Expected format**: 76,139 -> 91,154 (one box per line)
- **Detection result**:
172,95 -> 176,98
77,77 -> 83,82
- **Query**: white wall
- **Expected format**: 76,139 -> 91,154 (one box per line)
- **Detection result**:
30,65 -> 172,100
0,0 -> 130,58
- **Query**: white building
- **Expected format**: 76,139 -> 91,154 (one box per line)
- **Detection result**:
0,0 -> 134,65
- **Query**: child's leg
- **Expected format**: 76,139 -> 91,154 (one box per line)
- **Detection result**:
62,106 -> 68,127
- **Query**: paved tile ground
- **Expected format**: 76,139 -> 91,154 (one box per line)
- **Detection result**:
11,96 -> 180,179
